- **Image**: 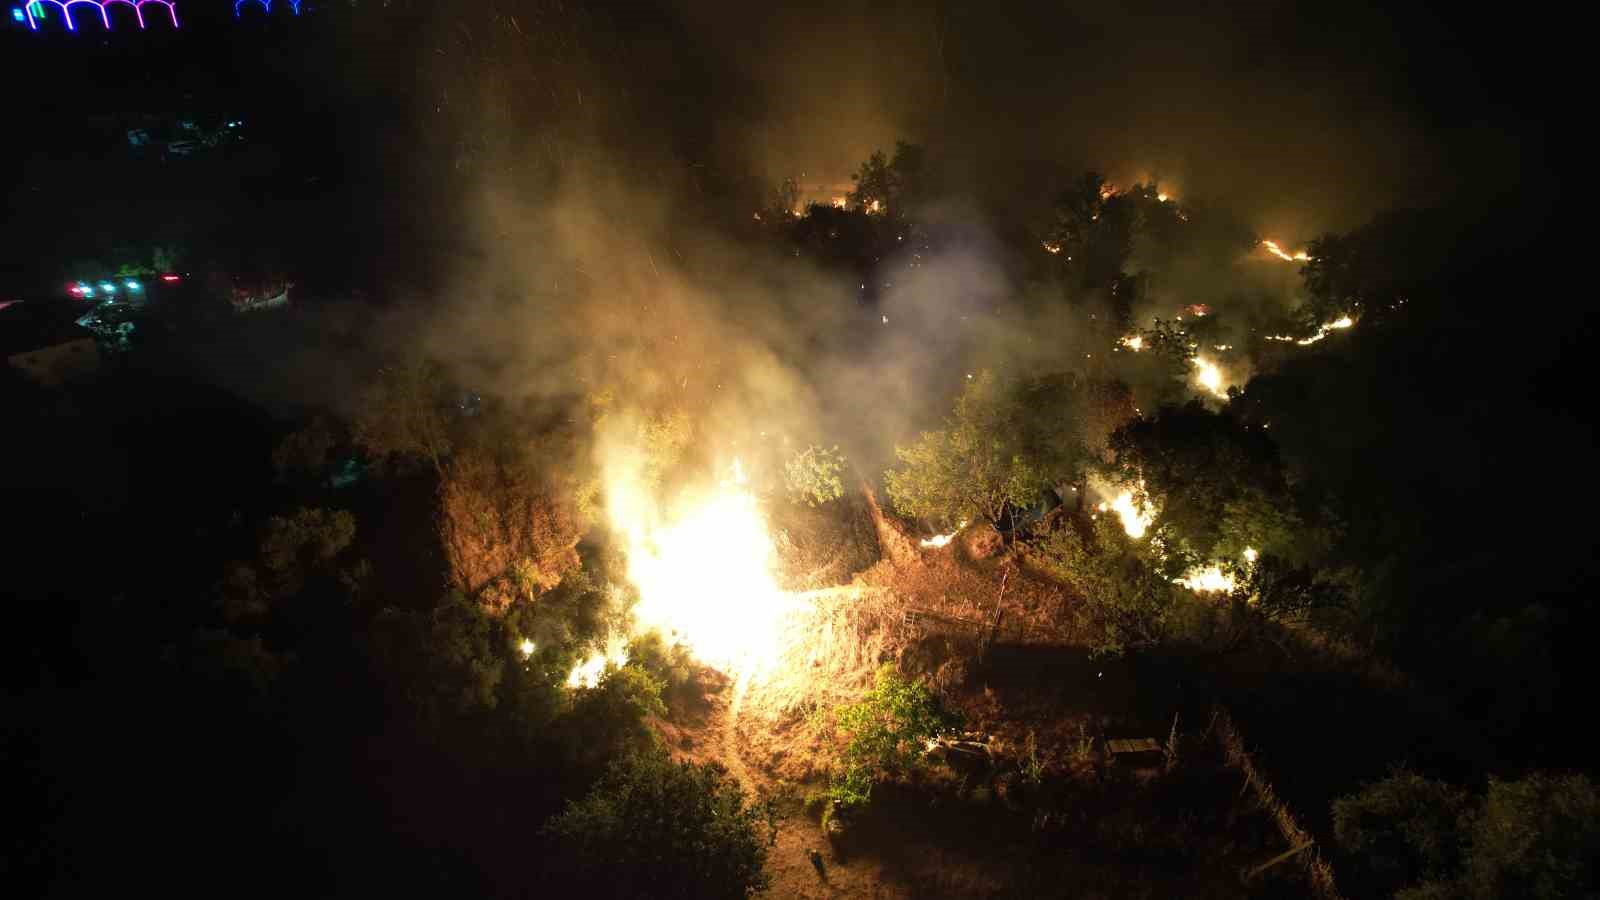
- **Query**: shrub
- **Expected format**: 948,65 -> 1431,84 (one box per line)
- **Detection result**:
545,747 -> 777,899
1335,769 -> 1600,900
560,664 -> 667,765
785,444 -> 848,506
1333,768 -> 1471,886
828,665 -> 961,809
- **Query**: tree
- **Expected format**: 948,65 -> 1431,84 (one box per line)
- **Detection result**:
1034,514 -> 1187,657
886,371 -> 1090,533
1107,401 -> 1299,562
846,140 -> 926,215
1044,172 -> 1138,296
765,176 -> 801,218
1301,208 -> 1458,328
351,357 -> 453,475
545,747 -> 777,899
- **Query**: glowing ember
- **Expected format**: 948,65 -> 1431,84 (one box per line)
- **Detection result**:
832,196 -> 848,209
1179,566 -> 1235,593
920,520 -> 967,548
1243,547 -> 1258,563
1192,356 -> 1228,399
1097,488 -> 1154,539
1157,193 -> 1170,202
1042,240 -> 1063,254
519,638 -> 535,657
606,456 -> 795,676
1261,239 -> 1311,262
1269,315 -> 1356,346
1119,334 -> 1145,352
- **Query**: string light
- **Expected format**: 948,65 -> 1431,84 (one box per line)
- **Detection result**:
21,0 -> 178,30
235,0 -> 299,16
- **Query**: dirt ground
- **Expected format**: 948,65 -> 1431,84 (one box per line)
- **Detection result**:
650,494 -> 1327,897
664,661 -> 1318,899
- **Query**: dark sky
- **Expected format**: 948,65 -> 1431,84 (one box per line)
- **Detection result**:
0,0 -> 1563,268
655,0 -> 1557,236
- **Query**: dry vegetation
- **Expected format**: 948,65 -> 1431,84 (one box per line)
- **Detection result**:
656,487 -> 1348,897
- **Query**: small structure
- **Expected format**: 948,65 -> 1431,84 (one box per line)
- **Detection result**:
1105,737 -> 1163,767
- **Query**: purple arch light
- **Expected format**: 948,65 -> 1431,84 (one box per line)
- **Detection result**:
23,0 -> 178,29
234,0 -> 299,15
64,0 -> 109,29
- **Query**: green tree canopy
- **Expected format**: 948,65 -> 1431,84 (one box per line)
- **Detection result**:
1108,400 -> 1309,562
886,370 -> 1092,531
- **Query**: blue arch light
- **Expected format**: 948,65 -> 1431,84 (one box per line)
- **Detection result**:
21,0 -> 179,30
234,0 -> 298,16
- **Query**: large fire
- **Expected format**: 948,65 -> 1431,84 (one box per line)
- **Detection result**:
1178,565 -> 1235,593
1097,487 -> 1154,539
1192,356 -> 1229,399
598,456 -> 797,679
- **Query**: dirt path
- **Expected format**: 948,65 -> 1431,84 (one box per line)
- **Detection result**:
721,670 -> 758,794
710,672 -> 906,899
